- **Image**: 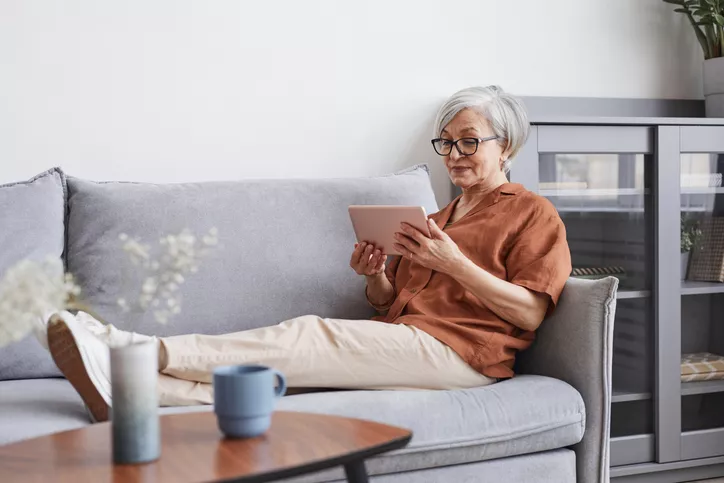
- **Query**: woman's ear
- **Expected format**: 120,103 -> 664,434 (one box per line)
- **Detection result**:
500,146 -> 512,170
499,156 -> 508,170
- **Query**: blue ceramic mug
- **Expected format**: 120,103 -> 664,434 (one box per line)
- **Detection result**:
212,364 -> 287,438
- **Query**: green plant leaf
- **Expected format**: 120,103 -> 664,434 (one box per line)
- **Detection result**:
663,0 -> 686,4
675,7 -> 691,11
686,11 -> 713,58
706,0 -> 716,5
714,13 -> 724,24
705,23 -> 719,55
705,22 -> 717,40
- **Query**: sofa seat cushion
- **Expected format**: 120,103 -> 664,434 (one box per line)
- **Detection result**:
0,379 -> 89,446
2,375 -> 583,481
164,374 -> 585,479
277,374 -> 584,477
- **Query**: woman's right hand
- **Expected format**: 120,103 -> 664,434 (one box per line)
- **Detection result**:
350,241 -> 387,276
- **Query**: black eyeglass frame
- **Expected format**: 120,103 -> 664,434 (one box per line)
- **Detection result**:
430,135 -> 500,156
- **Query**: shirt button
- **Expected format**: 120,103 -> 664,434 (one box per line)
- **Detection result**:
410,288 -> 417,294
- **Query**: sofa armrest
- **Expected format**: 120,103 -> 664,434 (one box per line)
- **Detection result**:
516,276 -> 618,483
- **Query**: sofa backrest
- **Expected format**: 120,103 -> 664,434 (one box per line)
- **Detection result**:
64,165 -> 439,337
0,168 -> 65,380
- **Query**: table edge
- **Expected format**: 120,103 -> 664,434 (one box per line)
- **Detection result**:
215,432 -> 412,483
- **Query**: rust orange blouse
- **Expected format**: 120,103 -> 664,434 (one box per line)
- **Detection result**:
368,183 -> 572,379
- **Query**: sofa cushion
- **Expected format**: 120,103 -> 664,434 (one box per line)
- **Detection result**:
65,165 -> 438,337
1,374 -> 583,482
0,379 -> 88,445
163,374 -> 584,480
284,449 -> 577,483
0,168 -> 66,380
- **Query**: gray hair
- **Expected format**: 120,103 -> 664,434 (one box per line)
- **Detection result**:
433,85 -> 530,173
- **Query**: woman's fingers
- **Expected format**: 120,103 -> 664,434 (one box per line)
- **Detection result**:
368,249 -> 382,270
363,244 -> 374,267
351,242 -> 388,276
352,242 -> 377,273
400,223 -> 426,243
354,242 -> 371,266
374,253 -> 387,272
350,242 -> 364,267
394,232 -> 415,251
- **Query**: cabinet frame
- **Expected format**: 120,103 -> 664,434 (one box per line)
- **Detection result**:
511,122 -> 724,472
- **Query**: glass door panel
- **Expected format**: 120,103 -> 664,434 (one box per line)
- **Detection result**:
680,148 -> 724,459
540,153 -> 650,292
537,148 -> 655,466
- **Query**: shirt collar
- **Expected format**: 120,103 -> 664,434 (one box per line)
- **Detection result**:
499,183 -> 524,195
432,183 -> 525,227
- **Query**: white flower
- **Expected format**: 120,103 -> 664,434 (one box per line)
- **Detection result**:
117,298 -> 130,313
118,227 -> 219,326
202,228 -> 219,246
153,310 -> 170,325
141,277 -> 158,295
121,236 -> 151,266
0,257 -> 80,347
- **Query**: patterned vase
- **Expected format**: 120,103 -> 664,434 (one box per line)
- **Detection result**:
110,340 -> 160,464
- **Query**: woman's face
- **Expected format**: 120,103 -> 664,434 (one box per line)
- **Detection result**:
440,108 -> 507,191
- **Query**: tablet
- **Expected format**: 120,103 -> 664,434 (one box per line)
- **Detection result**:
348,205 -> 430,256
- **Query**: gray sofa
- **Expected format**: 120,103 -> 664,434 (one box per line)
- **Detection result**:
0,166 -> 617,483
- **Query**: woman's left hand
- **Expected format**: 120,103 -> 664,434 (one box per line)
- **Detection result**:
393,219 -> 465,275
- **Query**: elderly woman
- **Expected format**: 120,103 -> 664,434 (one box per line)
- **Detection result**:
48,85 -> 571,422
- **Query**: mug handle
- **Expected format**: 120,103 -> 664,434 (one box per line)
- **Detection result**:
272,369 -> 287,398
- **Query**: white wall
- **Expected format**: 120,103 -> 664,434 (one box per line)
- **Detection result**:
0,0 -> 703,205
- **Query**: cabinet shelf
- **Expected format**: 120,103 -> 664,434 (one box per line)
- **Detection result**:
612,390 -> 652,403
540,188 -> 649,197
680,187 -> 724,194
681,380 -> 724,396
554,207 -> 645,213
616,290 -> 650,300
681,281 -> 724,295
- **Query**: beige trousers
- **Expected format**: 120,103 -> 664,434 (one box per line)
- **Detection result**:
157,315 -> 495,406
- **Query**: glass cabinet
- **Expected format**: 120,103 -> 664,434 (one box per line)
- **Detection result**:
512,122 -> 724,472
677,127 -> 724,461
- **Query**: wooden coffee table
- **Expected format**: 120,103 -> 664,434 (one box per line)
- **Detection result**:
0,411 -> 411,483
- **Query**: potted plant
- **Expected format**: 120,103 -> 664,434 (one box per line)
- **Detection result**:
681,214 -> 703,278
663,0 -> 724,117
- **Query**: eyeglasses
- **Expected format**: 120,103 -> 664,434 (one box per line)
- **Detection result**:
430,136 -> 499,156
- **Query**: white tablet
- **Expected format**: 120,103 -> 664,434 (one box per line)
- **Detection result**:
348,205 -> 430,256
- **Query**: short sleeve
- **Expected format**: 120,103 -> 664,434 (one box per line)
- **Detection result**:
505,203 -> 572,310
365,255 -> 402,312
